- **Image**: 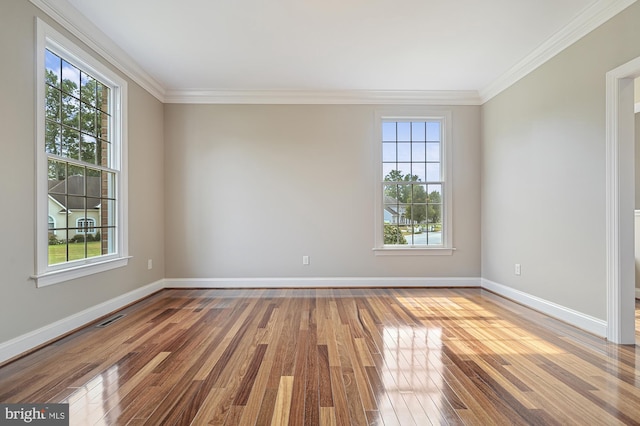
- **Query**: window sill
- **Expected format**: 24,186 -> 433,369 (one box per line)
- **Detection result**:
32,256 -> 131,288
372,247 -> 455,256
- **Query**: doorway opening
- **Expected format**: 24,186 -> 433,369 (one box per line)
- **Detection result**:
606,58 -> 640,344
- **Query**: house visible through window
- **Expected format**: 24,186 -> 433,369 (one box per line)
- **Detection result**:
35,19 -> 128,287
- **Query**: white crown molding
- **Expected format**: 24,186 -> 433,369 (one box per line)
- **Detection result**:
25,0 -> 638,106
480,0 -> 637,103
480,278 -> 607,337
29,0 -> 166,102
164,89 -> 482,105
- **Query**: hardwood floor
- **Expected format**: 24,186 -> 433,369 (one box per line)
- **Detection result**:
1,288 -> 640,425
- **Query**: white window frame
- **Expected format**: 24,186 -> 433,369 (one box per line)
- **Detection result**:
373,107 -> 453,255
33,18 -> 129,287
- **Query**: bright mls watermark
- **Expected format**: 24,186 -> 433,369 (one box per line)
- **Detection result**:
1,404 -> 68,425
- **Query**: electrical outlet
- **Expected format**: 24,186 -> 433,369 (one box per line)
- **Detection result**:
514,263 -> 521,276
147,259 -> 153,270
303,256 -> 310,265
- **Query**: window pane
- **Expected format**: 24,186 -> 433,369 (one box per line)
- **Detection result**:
81,134 -> 97,164
383,225 -> 406,244
86,169 -> 101,197
383,184 -> 400,202
48,194 -> 66,228
80,103 -> 95,135
48,160 -> 66,191
397,143 -> 411,162
97,110 -> 109,142
412,184 -> 427,203
426,163 -> 440,181
412,143 -> 425,162
426,122 -> 440,141
382,122 -> 396,141
48,230 -> 68,265
96,82 -> 110,113
68,236 -> 86,261
411,163 -> 425,182
67,167 -> 85,196
45,50 -> 61,88
103,172 -> 116,199
426,143 -> 440,162
61,60 -> 80,97
102,199 -> 116,227
67,195 -> 85,211
45,121 -> 61,155
382,163 -> 397,180
396,163 -> 411,179
80,72 -> 97,106
62,94 -> 79,128
397,122 -> 410,141
62,128 -> 80,160
86,234 -> 102,259
382,143 -> 396,162
409,204 -> 427,224
105,227 -> 116,254
411,122 -> 425,141
45,85 -> 60,121
427,184 -> 442,202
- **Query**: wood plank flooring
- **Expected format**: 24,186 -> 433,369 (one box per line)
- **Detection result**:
1,288 -> 640,425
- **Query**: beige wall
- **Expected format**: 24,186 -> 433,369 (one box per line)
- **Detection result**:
164,104 -> 481,279
0,1 -> 165,343
482,2 -> 640,320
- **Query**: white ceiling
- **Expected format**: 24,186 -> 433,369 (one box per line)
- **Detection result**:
51,0 -> 632,102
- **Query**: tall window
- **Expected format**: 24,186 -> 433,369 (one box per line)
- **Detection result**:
374,109 -> 452,255
34,19 -> 128,287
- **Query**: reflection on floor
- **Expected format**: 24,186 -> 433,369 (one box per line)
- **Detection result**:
1,288 -> 640,425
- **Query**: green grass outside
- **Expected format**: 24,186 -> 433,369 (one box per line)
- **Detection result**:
49,241 -> 103,265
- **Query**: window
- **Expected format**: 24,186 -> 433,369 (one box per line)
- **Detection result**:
76,218 -> 96,234
34,19 -> 128,287
374,109 -> 452,255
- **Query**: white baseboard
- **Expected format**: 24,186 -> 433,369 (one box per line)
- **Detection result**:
0,279 -> 164,364
481,278 -> 607,337
636,287 -> 640,299
164,276 -> 482,289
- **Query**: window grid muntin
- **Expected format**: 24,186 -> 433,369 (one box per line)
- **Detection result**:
45,49 -> 117,266
382,119 -> 444,247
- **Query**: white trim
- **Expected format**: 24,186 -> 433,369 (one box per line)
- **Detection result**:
32,256 -> 131,288
0,279 -> 163,365
635,102 -> 640,114
481,278 -> 608,337
35,18 -> 129,287
373,108 -> 454,253
29,0 -> 165,102
164,89 -> 482,105
636,288 -> 640,299
480,0 -> 637,103
373,248 -> 454,256
164,277 -> 481,289
605,56 -> 640,344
